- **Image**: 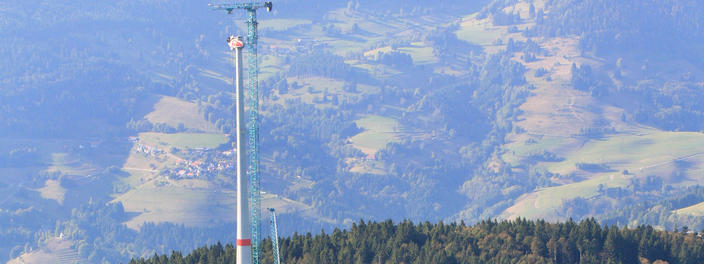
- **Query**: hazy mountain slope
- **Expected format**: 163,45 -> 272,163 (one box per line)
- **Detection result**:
532,0 -> 704,61
2,0 -> 704,263
459,0 -> 704,230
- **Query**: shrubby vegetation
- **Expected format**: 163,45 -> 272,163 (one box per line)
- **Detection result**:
623,81 -> 704,132
425,26 -> 482,63
375,51 -> 413,69
288,51 -> 367,81
600,186 -> 704,232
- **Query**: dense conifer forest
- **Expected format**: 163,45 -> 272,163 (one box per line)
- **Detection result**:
130,218 -> 704,264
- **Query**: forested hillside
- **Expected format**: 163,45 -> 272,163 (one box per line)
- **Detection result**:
3,0 -> 704,262
531,0 -> 704,59
532,0 -> 704,132
131,219 -> 704,264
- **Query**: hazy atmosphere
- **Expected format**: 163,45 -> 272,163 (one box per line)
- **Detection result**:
2,0 -> 704,263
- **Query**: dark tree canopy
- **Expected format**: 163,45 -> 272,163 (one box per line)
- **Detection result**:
131,218 -> 704,264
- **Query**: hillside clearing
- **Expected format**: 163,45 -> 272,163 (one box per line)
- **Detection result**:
545,131 -> 704,176
137,132 -> 228,150
36,179 -> 66,205
349,115 -> 401,156
115,182 -> 235,229
145,96 -> 220,133
114,180 -> 314,230
503,173 -> 631,220
8,238 -> 82,264
674,202 -> 704,217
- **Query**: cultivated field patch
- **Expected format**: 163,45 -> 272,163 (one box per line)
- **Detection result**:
138,132 -> 228,149
349,115 -> 401,156
503,173 -> 630,220
115,181 -> 234,229
504,131 -> 704,220
145,96 -> 220,133
36,179 -> 66,205
674,202 -> 704,217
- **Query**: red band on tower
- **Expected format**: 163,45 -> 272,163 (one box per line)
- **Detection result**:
237,239 -> 252,246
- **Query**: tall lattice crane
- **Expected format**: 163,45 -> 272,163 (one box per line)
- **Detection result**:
269,208 -> 281,264
210,2 -> 272,264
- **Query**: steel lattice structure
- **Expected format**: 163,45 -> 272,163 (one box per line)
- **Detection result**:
269,208 -> 281,264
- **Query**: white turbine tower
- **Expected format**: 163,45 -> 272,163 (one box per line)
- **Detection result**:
229,35 -> 252,264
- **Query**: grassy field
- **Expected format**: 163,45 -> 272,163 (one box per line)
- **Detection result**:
275,76 -> 381,109
503,173 -> 631,220
115,181 -> 235,229
674,202 -> 704,217
349,115 -> 401,156
350,160 -> 387,175
138,132 -> 228,149
363,42 -> 438,66
398,42 -> 438,65
115,181 -> 313,229
545,131 -> 704,176
36,179 -> 66,205
259,18 -> 311,31
501,135 -> 570,165
363,46 -> 394,58
260,54 -> 285,81
145,96 -> 220,133
455,14 -> 505,46
45,152 -> 98,177
8,238 -> 82,264
503,131 -> 704,220
199,68 -> 232,86
276,77 -> 342,108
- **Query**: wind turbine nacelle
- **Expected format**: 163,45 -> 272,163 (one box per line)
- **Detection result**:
227,35 -> 244,50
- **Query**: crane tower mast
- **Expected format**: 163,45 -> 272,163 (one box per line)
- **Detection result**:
269,208 -> 281,264
210,2 -> 272,264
